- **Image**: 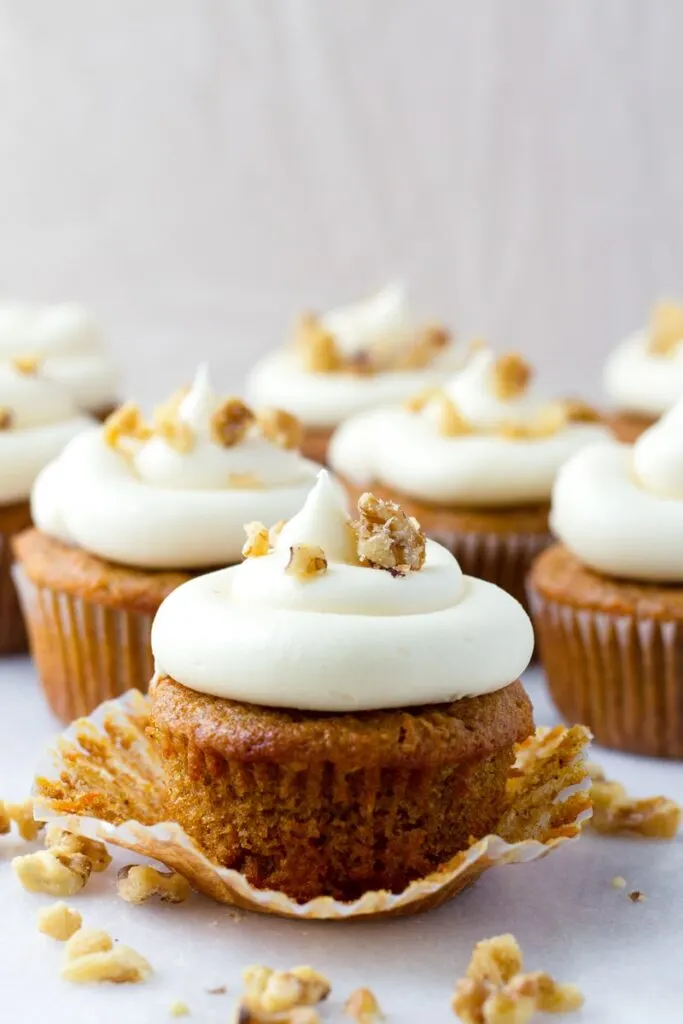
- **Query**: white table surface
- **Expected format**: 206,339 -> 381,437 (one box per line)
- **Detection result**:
1,658 -> 682,1024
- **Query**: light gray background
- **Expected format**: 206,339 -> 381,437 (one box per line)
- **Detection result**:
1,0 -> 682,404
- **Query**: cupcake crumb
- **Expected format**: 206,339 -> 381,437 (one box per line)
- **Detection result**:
629,890 -> 646,903
588,764 -> 681,839
37,901 -> 82,941
452,933 -> 583,1023
285,545 -> 328,580
344,986 -> 385,1021
355,493 -> 426,573
169,1000 -> 190,1017
210,397 -> 255,447
611,875 -> 627,889
243,522 -> 270,558
116,864 -> 190,904
13,850 -> 92,897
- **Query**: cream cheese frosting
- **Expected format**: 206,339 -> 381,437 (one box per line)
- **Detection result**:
246,283 -> 463,429
0,363 -> 93,505
551,400 -> 683,581
31,366 -> 322,569
329,347 -> 610,507
603,303 -> 683,417
0,302 -> 119,413
151,470 -> 534,710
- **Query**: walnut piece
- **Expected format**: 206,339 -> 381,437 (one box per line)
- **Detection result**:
4,798 -> 43,841
169,1001 -> 190,1018
0,406 -> 13,430
228,472 -> 263,489
588,764 -> 681,838
285,545 -> 327,580
13,850 -> 92,896
649,301 -> 683,356
154,407 -> 195,453
436,395 -> 473,437
241,964 -> 331,1017
404,386 -> 442,413
394,323 -> 450,370
37,901 -> 82,941
210,397 -> 255,447
64,927 -> 113,961
344,987 -> 385,1022
491,353 -> 533,400
629,890 -> 646,903
45,823 -> 111,872
116,864 -> 191,904
61,928 -> 152,984
236,1006 -> 321,1023
104,402 -> 152,449
559,398 -> 601,423
243,521 -> 271,558
452,934 -> 583,1024
295,313 -> 342,373
257,407 -> 304,450
355,493 -> 425,573
0,801 -> 9,834
499,402 -> 567,441
12,353 -> 41,375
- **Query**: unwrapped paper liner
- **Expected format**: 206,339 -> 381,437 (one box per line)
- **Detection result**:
33,690 -> 592,920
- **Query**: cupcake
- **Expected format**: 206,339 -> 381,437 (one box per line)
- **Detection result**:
0,362 -> 93,654
604,300 -> 683,441
0,302 -> 119,420
246,282 -> 462,463
13,365 -> 321,720
328,345 -> 609,611
149,470 -> 535,903
529,401 -> 683,757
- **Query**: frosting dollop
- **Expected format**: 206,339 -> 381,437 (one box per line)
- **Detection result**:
0,363 -> 93,504
31,367 -> 321,569
604,303 -> 683,417
0,302 -> 119,413
329,347 -> 610,507
151,471 -> 534,711
552,400 -> 683,580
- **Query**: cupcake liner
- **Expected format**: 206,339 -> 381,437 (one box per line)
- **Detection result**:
0,526 -> 28,655
13,566 -> 154,722
32,690 -> 592,920
528,586 -> 683,759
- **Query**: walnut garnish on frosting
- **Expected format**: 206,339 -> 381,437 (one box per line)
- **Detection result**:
491,353 -> 533,400
228,472 -> 263,490
355,493 -> 426,574
559,398 -> 601,423
0,406 -> 13,430
404,385 -> 442,413
648,300 -> 683,357
499,402 -> 567,441
285,544 -> 328,580
394,323 -> 450,370
437,395 -> 473,437
210,397 -> 256,447
12,353 -> 41,375
104,402 -> 152,450
153,408 -> 195,453
257,407 -> 303,450
242,522 -> 270,558
296,313 -> 343,373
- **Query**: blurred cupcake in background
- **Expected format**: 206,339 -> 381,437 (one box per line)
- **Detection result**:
329,344 -> 610,611
13,365 -> 322,721
604,300 -> 683,442
246,282 -> 463,464
0,301 -> 120,420
0,359 -> 92,654
529,400 -> 683,758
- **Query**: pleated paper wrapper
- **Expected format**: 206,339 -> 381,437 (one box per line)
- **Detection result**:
33,690 -> 592,921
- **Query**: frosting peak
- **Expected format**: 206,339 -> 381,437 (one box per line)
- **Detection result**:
176,363 -> 218,433
443,347 -> 542,430
321,282 -> 411,357
632,403 -> 683,499
276,470 -> 357,563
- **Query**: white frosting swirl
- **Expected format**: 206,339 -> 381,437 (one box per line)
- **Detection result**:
31,367 -> 321,569
0,302 -> 119,413
0,364 -> 93,504
151,471 -> 534,710
246,283 -> 463,428
552,401 -> 683,580
329,349 -> 610,507
604,328 -> 683,417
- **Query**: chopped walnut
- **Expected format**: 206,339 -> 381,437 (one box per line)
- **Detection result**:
243,521 -> 270,558
37,901 -> 83,941
649,301 -> 683,356
236,1006 -> 321,1024
154,407 -> 195,453
344,987 -> 385,1022
104,402 -> 152,449
64,927 -> 113,961
0,406 -> 13,430
436,395 -> 473,437
588,765 -> 681,838
394,323 -> 450,370
629,890 -> 646,903
228,472 -> 263,489
13,850 -> 92,896
241,965 -> 331,1017
499,402 -> 567,441
210,397 -> 255,447
355,493 -> 426,573
452,934 -> 583,1024
0,801 -> 9,834
491,353 -> 533,400
404,386 -> 442,413
169,1001 -> 190,1018
559,398 -> 601,423
3,798 -> 43,841
45,823 -> 111,872
257,407 -> 304,450
61,934 -> 152,984
285,545 -> 327,580
117,864 -> 191,904
12,353 -> 41,375
295,313 -> 342,372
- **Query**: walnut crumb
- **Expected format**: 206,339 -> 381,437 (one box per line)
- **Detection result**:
116,864 -> 190,904
394,323 -> 450,370
404,386 -> 442,413
649,301 -> 683,356
13,850 -> 92,896
452,934 -> 583,1024
243,521 -> 271,558
499,402 -> 567,441
12,353 -> 41,375
295,313 -> 342,373
559,398 -> 601,423
104,402 -> 152,449
241,964 -> 330,1017
0,406 -> 12,430
629,890 -> 646,903
437,395 -> 473,437
228,472 -> 263,489
355,492 -> 425,573
4,798 -> 43,841
0,801 -> 9,834
210,398 -> 255,447
285,545 -> 327,580
45,823 -> 111,872
344,987 -> 385,1022
588,764 -> 681,838
61,929 -> 152,984
492,353 -> 533,400
37,901 -> 82,941
611,875 -> 627,889
169,1000 -> 190,1017
154,407 -> 195,453
257,408 -> 304,450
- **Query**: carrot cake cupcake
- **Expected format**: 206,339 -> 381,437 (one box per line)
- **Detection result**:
328,345 -> 609,610
529,400 -> 683,757
149,470 -> 535,902
246,282 -> 462,463
0,362 -> 92,654
13,365 -> 321,720
604,300 -> 683,441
